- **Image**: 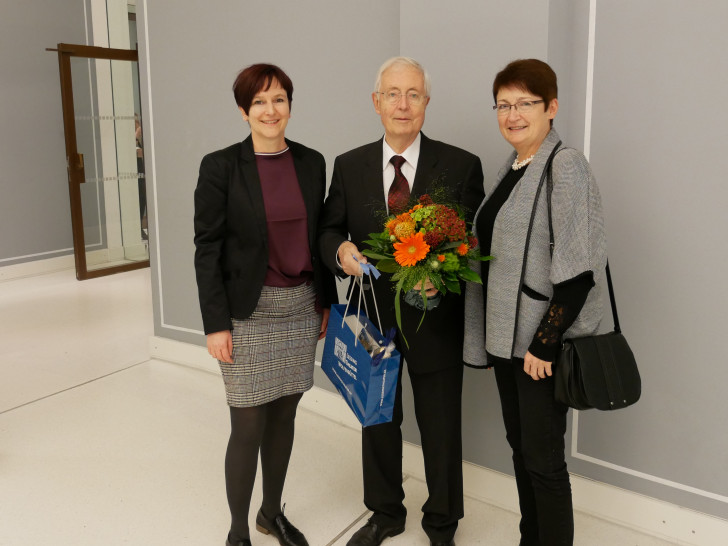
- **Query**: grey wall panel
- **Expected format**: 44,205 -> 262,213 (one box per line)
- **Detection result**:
0,0 -> 88,264
566,0 -> 728,518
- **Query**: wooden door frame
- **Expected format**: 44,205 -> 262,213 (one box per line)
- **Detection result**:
55,43 -> 149,280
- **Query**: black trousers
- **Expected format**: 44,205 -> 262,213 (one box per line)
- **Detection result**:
362,361 -> 464,542
493,358 -> 573,546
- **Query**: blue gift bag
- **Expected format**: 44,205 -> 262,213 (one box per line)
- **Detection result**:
321,302 -> 401,427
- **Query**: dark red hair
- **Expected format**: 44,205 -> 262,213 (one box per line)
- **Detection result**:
492,59 -> 558,111
232,64 -> 293,114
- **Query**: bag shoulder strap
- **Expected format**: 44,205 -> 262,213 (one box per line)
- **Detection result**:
545,151 -> 621,333
510,142 -> 562,356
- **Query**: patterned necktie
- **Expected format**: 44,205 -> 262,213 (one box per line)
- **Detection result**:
388,155 -> 410,215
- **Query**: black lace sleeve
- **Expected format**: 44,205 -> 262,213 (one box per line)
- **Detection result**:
528,272 -> 595,362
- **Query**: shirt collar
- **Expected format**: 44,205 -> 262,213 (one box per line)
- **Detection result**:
381,132 -> 421,171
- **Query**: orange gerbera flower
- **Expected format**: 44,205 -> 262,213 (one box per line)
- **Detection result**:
457,243 -> 469,256
393,232 -> 430,266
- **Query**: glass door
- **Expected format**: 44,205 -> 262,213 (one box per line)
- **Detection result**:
54,43 -> 149,279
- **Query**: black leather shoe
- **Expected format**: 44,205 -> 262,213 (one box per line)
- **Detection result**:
430,541 -> 455,546
347,519 -> 405,546
225,536 -> 252,546
255,507 -> 309,546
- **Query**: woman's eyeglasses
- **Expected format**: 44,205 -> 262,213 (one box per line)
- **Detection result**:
493,100 -> 544,116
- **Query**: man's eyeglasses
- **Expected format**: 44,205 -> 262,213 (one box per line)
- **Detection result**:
377,91 -> 427,106
493,100 -> 544,116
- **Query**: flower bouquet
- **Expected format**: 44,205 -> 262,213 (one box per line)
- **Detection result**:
362,194 -> 491,344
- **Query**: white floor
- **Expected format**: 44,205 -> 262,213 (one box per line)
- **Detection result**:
0,268 -> 677,545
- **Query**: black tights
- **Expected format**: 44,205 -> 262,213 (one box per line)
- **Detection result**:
226,392 -> 302,541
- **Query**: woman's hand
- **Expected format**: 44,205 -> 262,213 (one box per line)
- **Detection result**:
413,278 -> 439,297
318,307 -> 331,340
523,351 -> 552,381
207,330 -> 233,363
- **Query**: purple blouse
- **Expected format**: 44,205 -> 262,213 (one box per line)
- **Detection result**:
255,148 -> 313,287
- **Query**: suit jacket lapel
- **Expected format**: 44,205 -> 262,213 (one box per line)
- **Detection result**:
362,140 -> 388,237
412,132 -> 439,198
237,135 -> 267,239
365,139 -> 385,204
289,140 -> 317,248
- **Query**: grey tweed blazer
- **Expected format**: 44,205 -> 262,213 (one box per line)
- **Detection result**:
464,129 -> 608,365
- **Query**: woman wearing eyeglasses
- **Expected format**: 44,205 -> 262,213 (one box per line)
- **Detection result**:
464,59 -> 608,545
194,63 -> 336,546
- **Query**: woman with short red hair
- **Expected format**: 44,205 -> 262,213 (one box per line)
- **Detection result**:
465,59 -> 608,545
194,63 -> 335,546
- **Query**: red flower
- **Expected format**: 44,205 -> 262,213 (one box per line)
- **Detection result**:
419,194 -> 434,206
424,230 -> 445,248
427,206 -> 466,241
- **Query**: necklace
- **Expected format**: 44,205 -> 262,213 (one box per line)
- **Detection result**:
254,146 -> 289,156
511,154 -> 534,170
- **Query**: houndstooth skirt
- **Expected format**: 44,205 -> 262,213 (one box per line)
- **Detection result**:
220,282 -> 321,408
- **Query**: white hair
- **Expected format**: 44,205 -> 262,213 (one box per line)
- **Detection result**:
373,56 -> 431,97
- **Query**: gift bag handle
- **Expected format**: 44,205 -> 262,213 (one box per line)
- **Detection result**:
341,257 -> 384,345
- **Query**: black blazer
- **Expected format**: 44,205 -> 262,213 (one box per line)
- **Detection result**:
194,135 -> 336,335
319,133 -> 485,373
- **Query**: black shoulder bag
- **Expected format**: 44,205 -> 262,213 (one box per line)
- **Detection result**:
544,151 -> 641,410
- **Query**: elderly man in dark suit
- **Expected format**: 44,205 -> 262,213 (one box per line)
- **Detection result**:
319,57 -> 484,546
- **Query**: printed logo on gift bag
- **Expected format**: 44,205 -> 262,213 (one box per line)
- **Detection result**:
334,337 -> 347,362
336,344 -> 358,379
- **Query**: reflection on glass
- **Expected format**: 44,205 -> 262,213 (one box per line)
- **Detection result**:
71,56 -> 148,271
